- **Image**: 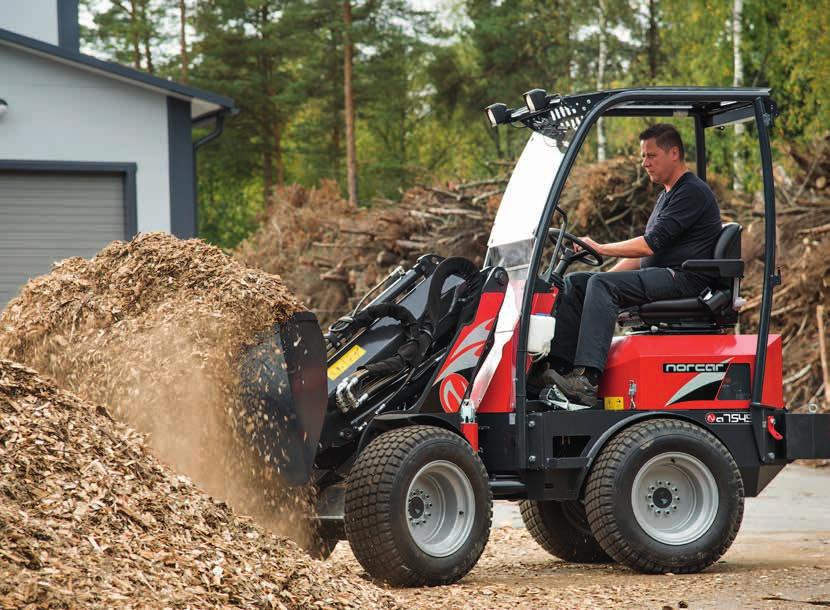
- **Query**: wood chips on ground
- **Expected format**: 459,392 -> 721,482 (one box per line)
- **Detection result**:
0,359 -> 398,609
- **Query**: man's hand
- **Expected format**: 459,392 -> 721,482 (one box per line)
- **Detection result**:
575,236 -> 605,256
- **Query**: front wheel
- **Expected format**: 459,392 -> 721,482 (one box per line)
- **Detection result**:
344,425 -> 492,586
584,419 -> 744,574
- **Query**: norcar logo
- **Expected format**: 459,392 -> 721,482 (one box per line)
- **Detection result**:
663,363 -> 728,373
705,412 -> 751,424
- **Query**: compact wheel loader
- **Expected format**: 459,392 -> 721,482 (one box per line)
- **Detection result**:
241,87 -> 830,586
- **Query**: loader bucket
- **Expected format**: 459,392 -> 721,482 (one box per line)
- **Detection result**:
238,311 -> 328,486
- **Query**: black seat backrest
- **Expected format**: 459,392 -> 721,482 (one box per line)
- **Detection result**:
713,222 -> 742,260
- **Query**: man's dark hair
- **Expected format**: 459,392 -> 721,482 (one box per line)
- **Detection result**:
639,123 -> 685,160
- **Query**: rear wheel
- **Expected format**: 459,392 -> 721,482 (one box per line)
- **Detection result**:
344,425 -> 491,586
584,419 -> 744,573
520,500 -> 612,563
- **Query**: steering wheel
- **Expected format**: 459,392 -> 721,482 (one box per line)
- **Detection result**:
547,228 -> 604,272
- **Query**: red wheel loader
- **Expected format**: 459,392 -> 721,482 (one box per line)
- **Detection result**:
240,87 -> 830,586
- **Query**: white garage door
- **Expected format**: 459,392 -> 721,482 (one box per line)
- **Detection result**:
0,171 -> 126,308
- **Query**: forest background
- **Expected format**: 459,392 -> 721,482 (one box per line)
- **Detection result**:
79,0 -> 828,249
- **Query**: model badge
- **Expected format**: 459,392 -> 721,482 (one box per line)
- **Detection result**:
706,412 -> 751,424
664,363 -> 728,373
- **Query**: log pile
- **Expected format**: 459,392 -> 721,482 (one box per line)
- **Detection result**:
236,180 -> 500,326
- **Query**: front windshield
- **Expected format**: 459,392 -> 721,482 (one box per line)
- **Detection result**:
470,130 -> 567,410
485,131 -> 565,275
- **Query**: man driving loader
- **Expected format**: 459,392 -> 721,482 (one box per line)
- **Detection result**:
536,123 -> 723,405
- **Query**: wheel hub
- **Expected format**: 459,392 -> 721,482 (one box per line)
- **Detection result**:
408,494 -> 426,520
652,486 -> 673,509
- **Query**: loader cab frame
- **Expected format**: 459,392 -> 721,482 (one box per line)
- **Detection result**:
262,87 -> 830,581
487,88 -> 781,468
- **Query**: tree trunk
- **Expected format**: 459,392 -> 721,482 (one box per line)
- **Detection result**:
647,0 -> 658,83
732,0 -> 745,191
128,1 -> 141,69
263,141 -> 275,203
179,0 -> 189,82
596,0 -> 608,162
330,27 -> 342,178
138,0 -> 154,73
343,0 -> 359,206
274,121 -> 285,186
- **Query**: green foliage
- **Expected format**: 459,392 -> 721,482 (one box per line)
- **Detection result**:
79,0 -> 826,249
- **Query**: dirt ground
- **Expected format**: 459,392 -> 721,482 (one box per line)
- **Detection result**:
328,464 -> 830,610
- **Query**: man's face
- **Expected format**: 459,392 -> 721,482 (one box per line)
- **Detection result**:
640,138 -> 678,185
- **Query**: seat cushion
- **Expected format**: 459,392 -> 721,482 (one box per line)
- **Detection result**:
639,297 -> 708,315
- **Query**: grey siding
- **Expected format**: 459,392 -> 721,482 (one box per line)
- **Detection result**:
0,43 -> 171,233
0,1 -> 59,45
0,172 -> 125,307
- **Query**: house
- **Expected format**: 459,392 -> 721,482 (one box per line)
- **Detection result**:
0,0 -> 235,307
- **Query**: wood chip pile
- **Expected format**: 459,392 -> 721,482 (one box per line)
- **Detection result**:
0,232 -> 317,541
0,359 -> 399,609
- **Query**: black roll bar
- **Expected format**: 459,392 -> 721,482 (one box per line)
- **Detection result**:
513,89 -> 777,469
750,97 -> 779,406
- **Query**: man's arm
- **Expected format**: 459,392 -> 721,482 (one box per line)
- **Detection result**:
579,235 -> 654,259
608,257 -> 641,272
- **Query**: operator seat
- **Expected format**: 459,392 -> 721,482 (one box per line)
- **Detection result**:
623,223 -> 744,332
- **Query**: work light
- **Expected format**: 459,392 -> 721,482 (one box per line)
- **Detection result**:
484,103 -> 509,127
523,88 -> 547,112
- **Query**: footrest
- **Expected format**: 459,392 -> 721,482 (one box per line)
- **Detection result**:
539,385 -> 593,411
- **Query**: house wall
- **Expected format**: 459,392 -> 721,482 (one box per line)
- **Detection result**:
0,43 -> 172,233
0,0 -> 59,46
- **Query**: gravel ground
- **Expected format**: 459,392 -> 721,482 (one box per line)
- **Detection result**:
328,464 -> 830,609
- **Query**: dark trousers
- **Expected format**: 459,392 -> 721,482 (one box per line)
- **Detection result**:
551,268 -> 708,372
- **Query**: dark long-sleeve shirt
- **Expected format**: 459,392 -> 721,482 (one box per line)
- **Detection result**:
640,171 -> 722,272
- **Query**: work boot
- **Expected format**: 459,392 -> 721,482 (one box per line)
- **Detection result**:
541,367 -> 598,406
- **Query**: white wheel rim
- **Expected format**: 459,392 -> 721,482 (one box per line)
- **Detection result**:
631,452 -> 719,546
406,460 -> 475,557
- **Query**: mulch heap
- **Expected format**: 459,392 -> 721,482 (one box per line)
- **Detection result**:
0,359 -> 399,609
0,232 -> 318,542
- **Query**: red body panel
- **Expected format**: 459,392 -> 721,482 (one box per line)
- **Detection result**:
450,281 -> 782,426
478,288 -> 558,413
600,334 -> 784,410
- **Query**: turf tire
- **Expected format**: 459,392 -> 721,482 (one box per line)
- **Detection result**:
584,419 -> 744,574
344,425 -> 492,586
519,499 -> 612,563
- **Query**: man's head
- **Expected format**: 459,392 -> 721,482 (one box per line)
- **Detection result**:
639,123 -> 686,186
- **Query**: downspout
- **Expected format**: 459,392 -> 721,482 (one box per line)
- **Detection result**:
193,111 -> 227,150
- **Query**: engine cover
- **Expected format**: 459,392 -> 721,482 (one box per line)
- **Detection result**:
599,334 -> 784,411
